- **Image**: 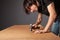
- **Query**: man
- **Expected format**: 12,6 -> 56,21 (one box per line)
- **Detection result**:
23,0 -> 60,36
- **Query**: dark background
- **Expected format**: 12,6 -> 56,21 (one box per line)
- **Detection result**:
0,0 -> 48,30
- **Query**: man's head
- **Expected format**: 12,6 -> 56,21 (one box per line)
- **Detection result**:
23,0 -> 39,14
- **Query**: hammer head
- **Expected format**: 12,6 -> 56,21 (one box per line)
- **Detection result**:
30,24 -> 34,31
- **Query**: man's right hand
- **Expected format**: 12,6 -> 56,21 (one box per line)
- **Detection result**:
32,24 -> 38,28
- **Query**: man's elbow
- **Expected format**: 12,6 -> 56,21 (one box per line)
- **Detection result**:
50,13 -> 57,20
52,13 -> 57,20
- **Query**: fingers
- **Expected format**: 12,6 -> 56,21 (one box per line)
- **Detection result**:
34,30 -> 49,34
32,24 -> 38,28
39,30 -> 45,33
34,30 -> 40,34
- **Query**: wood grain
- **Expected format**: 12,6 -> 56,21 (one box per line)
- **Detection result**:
0,25 -> 60,40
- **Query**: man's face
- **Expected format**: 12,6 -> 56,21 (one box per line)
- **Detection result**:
27,4 -> 38,13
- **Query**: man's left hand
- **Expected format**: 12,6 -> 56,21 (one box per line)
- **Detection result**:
34,29 -> 49,34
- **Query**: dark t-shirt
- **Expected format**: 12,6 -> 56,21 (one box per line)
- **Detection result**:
37,0 -> 60,22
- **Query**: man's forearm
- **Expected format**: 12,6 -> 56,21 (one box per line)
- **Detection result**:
44,2 -> 57,31
35,13 -> 42,25
44,14 -> 56,31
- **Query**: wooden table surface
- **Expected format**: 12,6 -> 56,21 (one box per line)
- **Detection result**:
0,25 -> 60,40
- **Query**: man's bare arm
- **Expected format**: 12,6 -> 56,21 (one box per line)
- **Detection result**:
44,2 -> 57,31
35,13 -> 42,25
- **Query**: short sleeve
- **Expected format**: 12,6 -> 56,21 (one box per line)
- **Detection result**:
44,0 -> 53,6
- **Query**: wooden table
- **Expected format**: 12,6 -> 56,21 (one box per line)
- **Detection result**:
0,25 -> 60,40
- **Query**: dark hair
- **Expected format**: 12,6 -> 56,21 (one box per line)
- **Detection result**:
23,0 -> 38,14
